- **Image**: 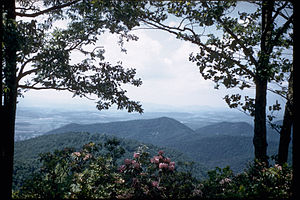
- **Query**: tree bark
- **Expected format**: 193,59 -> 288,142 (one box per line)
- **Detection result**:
277,66 -> 293,165
291,1 -> 297,198
253,78 -> 268,164
252,0 -> 274,165
0,0 -> 17,198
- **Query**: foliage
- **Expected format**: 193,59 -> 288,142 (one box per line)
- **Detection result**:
13,131 -> 207,190
201,161 -> 292,198
5,0 -> 149,113
14,119 -> 290,188
137,1 -> 293,116
15,140 -> 201,199
14,140 -> 292,199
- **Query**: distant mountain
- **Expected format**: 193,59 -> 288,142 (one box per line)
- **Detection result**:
46,117 -> 196,149
195,121 -> 281,142
179,135 -> 289,172
194,121 -> 253,137
44,118 -> 290,172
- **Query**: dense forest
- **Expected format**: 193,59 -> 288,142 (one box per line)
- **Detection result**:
13,118 -> 292,198
14,131 -> 292,199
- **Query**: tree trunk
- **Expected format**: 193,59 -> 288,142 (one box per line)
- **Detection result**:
252,0 -> 274,165
291,1 -> 297,198
0,0 -> 17,198
253,78 -> 268,164
277,66 -> 293,165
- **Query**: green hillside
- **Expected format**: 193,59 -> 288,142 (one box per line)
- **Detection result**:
194,122 -> 253,137
13,131 -> 206,190
43,117 -> 290,171
45,117 -> 196,148
14,117 -> 292,190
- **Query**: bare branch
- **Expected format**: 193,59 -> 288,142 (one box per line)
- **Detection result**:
18,84 -> 69,91
15,0 -> 80,18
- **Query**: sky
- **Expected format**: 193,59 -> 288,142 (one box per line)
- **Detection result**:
18,27 -> 247,111
17,2 -> 287,114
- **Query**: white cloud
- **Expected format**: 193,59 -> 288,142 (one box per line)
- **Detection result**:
19,25 -> 232,110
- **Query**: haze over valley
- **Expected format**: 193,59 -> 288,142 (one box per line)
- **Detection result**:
14,105 -> 287,182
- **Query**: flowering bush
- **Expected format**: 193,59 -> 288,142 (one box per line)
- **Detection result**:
15,140 -> 292,199
201,160 -> 293,198
16,141 -> 201,199
117,146 -> 201,198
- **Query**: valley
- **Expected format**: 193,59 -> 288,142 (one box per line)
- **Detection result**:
13,106 -> 289,190
15,106 -> 253,141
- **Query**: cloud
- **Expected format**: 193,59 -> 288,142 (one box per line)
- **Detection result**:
20,25 -> 231,110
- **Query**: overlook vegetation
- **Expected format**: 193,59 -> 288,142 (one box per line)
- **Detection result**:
13,130 -> 292,199
44,117 -> 291,171
13,130 -> 207,190
13,117 -> 293,198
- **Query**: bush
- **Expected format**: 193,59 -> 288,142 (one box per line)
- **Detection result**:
201,160 -> 292,198
16,141 -> 201,199
15,140 -> 292,199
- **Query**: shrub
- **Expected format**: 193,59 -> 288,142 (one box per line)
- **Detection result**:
201,160 -> 292,198
15,140 -> 292,199
16,141 -> 201,199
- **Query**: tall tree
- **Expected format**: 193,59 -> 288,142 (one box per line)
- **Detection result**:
1,0 -> 18,199
277,65 -> 293,165
1,0 -> 145,197
137,1 -> 293,164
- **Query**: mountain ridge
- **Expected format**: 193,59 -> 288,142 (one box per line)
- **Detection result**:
45,117 -> 196,148
33,117 -> 290,172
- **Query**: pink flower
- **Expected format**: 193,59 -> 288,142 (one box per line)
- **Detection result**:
275,164 -> 282,171
152,181 -> 159,187
133,152 -> 140,158
133,162 -> 140,169
119,165 -> 126,172
124,159 -> 132,165
168,165 -> 175,171
83,153 -> 92,160
158,150 -> 164,155
159,163 -> 168,169
152,156 -> 160,163
219,178 -> 231,185
169,161 -> 175,166
164,157 -> 171,163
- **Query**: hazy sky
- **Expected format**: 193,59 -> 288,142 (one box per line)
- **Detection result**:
18,2 -> 286,113
18,27 -> 247,110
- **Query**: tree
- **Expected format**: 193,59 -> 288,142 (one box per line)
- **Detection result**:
277,65 -> 293,165
1,0 -> 146,197
137,1 -> 293,164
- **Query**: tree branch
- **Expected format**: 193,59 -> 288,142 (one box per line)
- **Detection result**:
16,68 -> 38,83
216,17 -> 258,67
15,0 -> 80,18
272,13 -> 293,48
141,18 -> 256,79
17,57 -> 37,82
18,84 -> 69,91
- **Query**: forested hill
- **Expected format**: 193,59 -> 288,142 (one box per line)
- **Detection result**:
14,116 -> 292,190
194,122 -> 253,137
13,131 -> 207,190
45,117 -> 196,149
43,117 -> 287,172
